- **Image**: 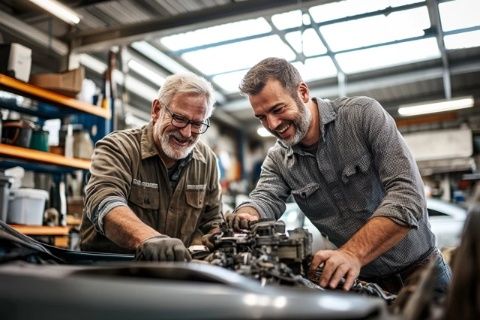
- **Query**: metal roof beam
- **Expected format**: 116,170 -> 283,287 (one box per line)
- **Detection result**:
69,0 -> 333,53
0,9 -> 68,56
426,0 -> 451,99
222,60 -> 480,112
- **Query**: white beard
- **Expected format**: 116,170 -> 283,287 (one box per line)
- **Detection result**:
160,131 -> 197,160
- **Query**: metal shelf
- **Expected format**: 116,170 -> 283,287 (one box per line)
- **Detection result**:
0,74 -> 110,119
0,143 -> 90,170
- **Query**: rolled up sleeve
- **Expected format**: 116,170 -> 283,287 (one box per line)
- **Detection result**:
84,133 -> 135,234
360,98 -> 426,228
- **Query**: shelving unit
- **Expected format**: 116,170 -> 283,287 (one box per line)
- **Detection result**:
0,74 -> 110,119
0,73 -> 111,171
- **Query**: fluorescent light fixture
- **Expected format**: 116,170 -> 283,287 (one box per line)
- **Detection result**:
131,41 -> 190,74
257,127 -> 273,138
79,54 -> 107,74
128,59 -> 165,87
29,0 -> 80,25
398,96 -> 474,117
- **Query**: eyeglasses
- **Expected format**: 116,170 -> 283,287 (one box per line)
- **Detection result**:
164,106 -> 210,134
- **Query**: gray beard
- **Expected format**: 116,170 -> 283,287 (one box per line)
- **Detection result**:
281,102 -> 312,147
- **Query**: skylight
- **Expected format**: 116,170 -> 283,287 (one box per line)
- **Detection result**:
309,0 -> 423,23
212,69 -> 248,94
439,0 -> 480,32
336,38 -> 440,74
292,56 -> 337,82
444,30 -> 480,50
160,18 -> 271,51
138,0 -> 477,97
181,35 -> 296,75
285,28 -> 327,56
271,10 -> 306,30
320,6 -> 430,52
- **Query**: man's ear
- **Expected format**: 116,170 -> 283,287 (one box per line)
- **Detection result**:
151,99 -> 161,121
297,82 -> 310,103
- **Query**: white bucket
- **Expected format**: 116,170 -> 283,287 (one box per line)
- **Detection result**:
7,188 -> 49,225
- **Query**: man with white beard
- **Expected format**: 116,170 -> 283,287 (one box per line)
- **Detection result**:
229,57 -> 451,296
80,73 -> 222,262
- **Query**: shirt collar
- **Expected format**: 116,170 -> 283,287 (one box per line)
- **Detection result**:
280,97 -> 337,157
141,121 -> 206,164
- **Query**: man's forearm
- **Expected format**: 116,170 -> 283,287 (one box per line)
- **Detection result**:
340,216 -> 410,266
104,206 -> 160,250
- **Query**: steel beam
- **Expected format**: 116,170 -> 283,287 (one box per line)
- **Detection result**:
69,0 -> 334,53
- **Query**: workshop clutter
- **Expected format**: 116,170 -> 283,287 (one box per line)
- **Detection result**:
0,167 -> 48,226
29,67 -> 85,97
0,43 -> 32,82
0,172 -> 13,222
1,119 -> 35,147
7,188 -> 49,225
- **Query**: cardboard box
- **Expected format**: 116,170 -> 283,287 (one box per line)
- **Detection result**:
30,67 -> 85,97
0,43 -> 32,82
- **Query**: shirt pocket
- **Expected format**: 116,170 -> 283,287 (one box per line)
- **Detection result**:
185,188 -> 206,209
291,183 -> 320,210
341,153 -> 378,212
129,185 -> 160,209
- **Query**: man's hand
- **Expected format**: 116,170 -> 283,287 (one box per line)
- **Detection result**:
201,228 -> 222,250
135,235 -> 192,262
310,249 -> 361,291
226,210 -> 260,232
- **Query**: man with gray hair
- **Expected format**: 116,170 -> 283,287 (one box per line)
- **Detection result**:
80,73 -> 222,261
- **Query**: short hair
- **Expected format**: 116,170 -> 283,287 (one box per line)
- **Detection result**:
239,57 -> 303,97
157,73 -> 216,117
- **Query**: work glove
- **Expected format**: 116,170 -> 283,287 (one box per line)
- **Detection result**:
135,235 -> 192,262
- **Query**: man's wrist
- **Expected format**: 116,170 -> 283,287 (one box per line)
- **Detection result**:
339,246 -> 365,266
235,206 -> 260,218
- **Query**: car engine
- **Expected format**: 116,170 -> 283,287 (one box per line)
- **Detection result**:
202,219 -> 396,303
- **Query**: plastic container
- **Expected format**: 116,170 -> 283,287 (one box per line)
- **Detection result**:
0,173 -> 13,222
29,129 -> 49,151
1,119 -> 34,147
64,124 -> 74,158
7,188 -> 49,225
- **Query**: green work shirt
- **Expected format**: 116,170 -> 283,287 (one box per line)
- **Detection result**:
80,122 -> 223,253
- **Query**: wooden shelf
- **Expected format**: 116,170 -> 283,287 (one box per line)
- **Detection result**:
0,74 -> 110,119
0,143 -> 90,170
9,224 -> 70,236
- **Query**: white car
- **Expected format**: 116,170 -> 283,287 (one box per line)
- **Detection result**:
426,198 -> 467,249
280,198 -> 467,252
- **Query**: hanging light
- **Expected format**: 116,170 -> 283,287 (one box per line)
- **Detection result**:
29,0 -> 80,25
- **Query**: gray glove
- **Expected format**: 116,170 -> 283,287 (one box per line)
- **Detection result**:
135,235 -> 192,262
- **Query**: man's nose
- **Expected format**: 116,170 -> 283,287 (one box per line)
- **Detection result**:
266,114 -> 282,130
179,123 -> 192,138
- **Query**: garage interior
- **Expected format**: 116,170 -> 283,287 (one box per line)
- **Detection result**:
0,0 -> 479,319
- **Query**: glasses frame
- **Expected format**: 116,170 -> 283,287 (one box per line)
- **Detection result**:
164,106 -> 210,134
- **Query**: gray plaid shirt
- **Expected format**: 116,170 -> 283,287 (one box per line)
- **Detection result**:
240,96 -> 435,277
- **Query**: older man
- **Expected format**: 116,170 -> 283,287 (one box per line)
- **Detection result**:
230,57 -> 451,295
80,73 -> 222,261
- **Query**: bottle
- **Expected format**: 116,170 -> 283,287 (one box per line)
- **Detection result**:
59,181 -> 67,226
64,124 -> 73,158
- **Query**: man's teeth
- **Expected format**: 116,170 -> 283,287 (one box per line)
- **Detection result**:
277,124 -> 289,134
